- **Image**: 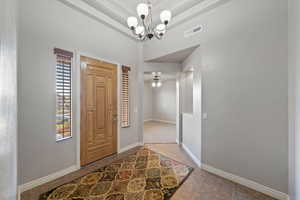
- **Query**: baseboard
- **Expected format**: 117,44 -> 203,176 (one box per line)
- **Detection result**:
119,142 -> 143,153
182,143 -> 201,167
144,119 -> 153,122
18,142 -> 143,197
152,119 -> 176,125
18,165 -> 78,197
202,164 -> 289,200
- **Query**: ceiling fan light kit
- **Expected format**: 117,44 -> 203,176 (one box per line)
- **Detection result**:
127,1 -> 172,41
151,72 -> 162,88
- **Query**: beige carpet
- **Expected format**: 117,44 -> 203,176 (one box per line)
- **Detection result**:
144,121 -> 176,144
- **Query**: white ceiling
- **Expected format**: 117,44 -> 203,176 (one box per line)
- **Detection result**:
147,45 -> 200,63
60,0 -> 224,38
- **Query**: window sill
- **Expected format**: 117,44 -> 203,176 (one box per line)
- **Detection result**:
56,136 -> 72,143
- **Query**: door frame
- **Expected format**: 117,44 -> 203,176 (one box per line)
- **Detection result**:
142,73 -> 182,145
74,51 -> 121,169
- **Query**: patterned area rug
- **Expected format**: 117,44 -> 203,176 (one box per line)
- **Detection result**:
39,147 -> 193,200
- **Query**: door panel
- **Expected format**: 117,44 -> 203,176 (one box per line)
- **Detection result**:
86,75 -> 95,107
96,86 -> 105,129
87,111 -> 94,144
81,56 -> 117,166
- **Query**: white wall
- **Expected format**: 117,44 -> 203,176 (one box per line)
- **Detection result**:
153,79 -> 177,123
144,0 -> 288,194
143,81 -> 153,121
289,0 -> 299,199
0,0 -> 17,199
18,0 -> 140,185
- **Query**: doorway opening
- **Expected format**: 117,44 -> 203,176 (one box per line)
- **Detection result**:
143,71 -> 178,144
142,45 -> 200,150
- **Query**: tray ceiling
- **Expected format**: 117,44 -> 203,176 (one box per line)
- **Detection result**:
59,0 -> 227,38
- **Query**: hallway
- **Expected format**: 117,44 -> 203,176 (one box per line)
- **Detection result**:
144,121 -> 177,144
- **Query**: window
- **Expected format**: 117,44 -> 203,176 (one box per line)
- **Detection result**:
121,66 -> 131,128
54,48 -> 73,141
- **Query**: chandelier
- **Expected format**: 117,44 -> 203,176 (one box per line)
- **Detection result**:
151,72 -> 162,88
127,1 -> 172,41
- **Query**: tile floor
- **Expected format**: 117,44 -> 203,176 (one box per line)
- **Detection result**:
21,144 -> 277,200
144,121 -> 176,144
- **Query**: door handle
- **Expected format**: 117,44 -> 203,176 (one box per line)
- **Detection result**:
113,117 -> 118,122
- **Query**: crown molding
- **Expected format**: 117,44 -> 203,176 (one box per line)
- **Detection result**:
169,0 -> 229,29
59,0 -> 135,39
90,0 -> 133,24
107,0 -> 135,16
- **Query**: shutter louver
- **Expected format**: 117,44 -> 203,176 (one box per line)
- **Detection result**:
54,48 -> 73,141
121,66 -> 131,128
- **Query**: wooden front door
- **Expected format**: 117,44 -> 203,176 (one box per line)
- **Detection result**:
80,56 -> 117,166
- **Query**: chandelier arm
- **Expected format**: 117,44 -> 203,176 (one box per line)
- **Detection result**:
142,19 -> 150,35
131,28 -> 138,37
141,34 -> 147,41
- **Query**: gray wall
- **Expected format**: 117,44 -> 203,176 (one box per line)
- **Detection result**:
181,48 -> 202,164
144,0 -> 288,193
289,0 -> 299,199
18,0 -> 140,185
0,0 -> 17,199
137,44 -> 145,144
153,79 -> 176,123
144,62 -> 182,74
181,72 -> 194,114
144,79 -> 177,123
143,62 -> 179,124
143,82 -> 153,121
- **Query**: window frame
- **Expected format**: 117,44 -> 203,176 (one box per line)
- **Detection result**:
121,66 -> 131,128
54,48 -> 74,142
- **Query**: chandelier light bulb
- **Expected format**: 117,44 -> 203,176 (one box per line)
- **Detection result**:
127,16 -> 138,29
137,3 -> 149,19
160,10 -> 172,24
152,82 -> 156,88
156,24 -> 166,36
157,81 -> 162,87
156,24 -> 166,31
135,26 -> 145,35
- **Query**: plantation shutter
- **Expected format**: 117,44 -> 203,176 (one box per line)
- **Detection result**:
121,66 -> 131,128
54,48 -> 73,141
